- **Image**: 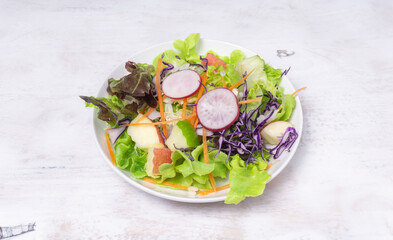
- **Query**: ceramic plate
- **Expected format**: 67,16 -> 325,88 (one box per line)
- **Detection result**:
93,39 -> 303,203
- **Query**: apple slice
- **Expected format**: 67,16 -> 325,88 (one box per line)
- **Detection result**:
127,114 -> 164,150
145,144 -> 173,177
165,120 -> 200,151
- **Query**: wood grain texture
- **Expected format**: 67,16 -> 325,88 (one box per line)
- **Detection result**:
1,0 -> 393,239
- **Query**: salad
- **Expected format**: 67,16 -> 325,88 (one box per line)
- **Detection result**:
81,34 -> 304,204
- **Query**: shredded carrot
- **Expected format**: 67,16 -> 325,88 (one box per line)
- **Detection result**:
208,174 -> 216,191
193,118 -> 199,129
221,76 -> 226,88
136,107 -> 156,123
187,114 -> 196,120
291,86 -> 307,96
155,58 -> 167,137
143,177 -> 189,190
198,184 -> 230,196
105,129 -> 116,165
182,98 -> 187,118
122,114 -> 195,127
265,161 -> 280,170
140,105 -> 148,114
238,97 -> 262,105
202,128 -> 209,164
197,73 -> 208,101
202,128 -> 216,191
229,69 -> 255,90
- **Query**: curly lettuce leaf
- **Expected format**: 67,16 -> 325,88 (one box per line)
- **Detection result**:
173,33 -> 200,62
114,131 -> 147,179
80,95 -> 136,127
276,94 -> 296,121
172,150 -> 215,177
264,63 -> 282,86
208,150 -> 228,179
152,49 -> 187,68
156,143 -> 228,189
165,173 -> 193,187
158,163 -> 176,182
225,155 -> 270,204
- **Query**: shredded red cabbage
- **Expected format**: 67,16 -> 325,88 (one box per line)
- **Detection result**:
211,80 -> 281,164
281,67 -> 291,77
268,127 -> 298,159
173,144 -> 195,161
161,61 -> 174,78
200,56 -> 208,70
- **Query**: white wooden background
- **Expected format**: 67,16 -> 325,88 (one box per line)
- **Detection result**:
1,0 -> 393,239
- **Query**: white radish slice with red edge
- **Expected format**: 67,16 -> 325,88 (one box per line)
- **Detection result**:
196,88 -> 239,131
161,69 -> 201,99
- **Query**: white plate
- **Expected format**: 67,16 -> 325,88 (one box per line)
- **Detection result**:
93,39 -> 303,203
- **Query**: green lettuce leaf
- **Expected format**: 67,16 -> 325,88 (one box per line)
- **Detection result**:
173,33 -> 200,62
165,173 -> 193,187
225,155 -> 271,204
152,49 -> 187,68
158,163 -> 176,181
113,131 -> 147,179
172,150 -> 215,177
208,150 -> 228,179
264,63 -> 282,86
129,147 -> 148,178
229,50 -> 245,65
276,94 -> 296,121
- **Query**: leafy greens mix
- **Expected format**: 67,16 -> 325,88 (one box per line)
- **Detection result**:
81,33 -> 299,204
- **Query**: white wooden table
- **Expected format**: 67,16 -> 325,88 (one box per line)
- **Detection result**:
1,1 -> 392,239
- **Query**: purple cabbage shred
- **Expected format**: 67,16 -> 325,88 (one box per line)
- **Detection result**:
211,80 -> 282,165
281,67 -> 291,77
268,127 -> 298,159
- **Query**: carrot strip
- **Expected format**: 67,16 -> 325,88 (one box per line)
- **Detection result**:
238,97 -> 262,105
155,58 -> 167,137
265,161 -> 280,170
193,118 -> 199,129
136,108 -> 156,123
229,69 -> 255,90
182,98 -> 187,118
198,184 -> 230,196
208,174 -> 216,191
202,128 -> 216,191
291,86 -> 307,96
202,128 -> 209,164
197,73 -> 208,101
221,76 -> 226,88
143,177 -> 189,190
140,105 -> 148,114
105,129 -> 116,165
122,114 -> 195,127
187,114 -> 196,120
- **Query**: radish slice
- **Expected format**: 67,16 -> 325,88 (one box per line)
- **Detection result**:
196,88 -> 239,131
161,70 -> 201,99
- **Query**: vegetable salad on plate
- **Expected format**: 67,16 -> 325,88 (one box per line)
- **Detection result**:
81,34 -> 304,204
